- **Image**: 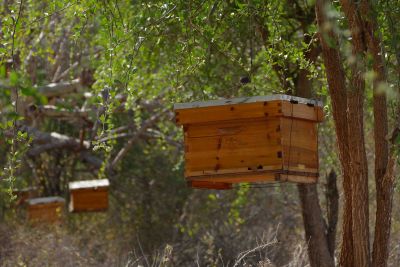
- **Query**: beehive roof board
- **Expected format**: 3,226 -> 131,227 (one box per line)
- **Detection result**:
69,179 -> 110,190
174,94 -> 323,125
174,94 -> 322,109
27,196 -> 65,206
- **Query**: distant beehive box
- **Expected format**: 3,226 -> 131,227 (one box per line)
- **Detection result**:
68,179 -> 109,212
26,197 -> 65,224
174,94 -> 323,188
12,187 -> 38,206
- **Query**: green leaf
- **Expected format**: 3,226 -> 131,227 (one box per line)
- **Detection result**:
20,87 -> 37,97
0,65 -> 6,78
9,72 -> 19,86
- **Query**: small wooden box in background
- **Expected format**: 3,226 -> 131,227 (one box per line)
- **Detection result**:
12,187 -> 38,206
26,197 -> 65,224
174,94 -> 323,188
68,179 -> 109,212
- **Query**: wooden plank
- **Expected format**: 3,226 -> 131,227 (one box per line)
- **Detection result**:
185,133 -> 281,154
176,101 -> 283,125
185,164 -> 283,177
186,146 -> 283,172
281,101 -> 324,122
281,166 -> 318,173
185,118 -> 280,138
186,171 -> 278,183
188,180 -> 232,190
282,146 -> 318,169
185,123 -> 283,172
28,202 -> 64,224
276,174 -> 318,183
176,100 -> 323,125
69,189 -> 108,212
280,117 -> 318,169
280,118 -> 318,151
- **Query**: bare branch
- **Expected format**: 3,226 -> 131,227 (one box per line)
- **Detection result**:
109,108 -> 169,170
18,125 -> 90,156
37,79 -> 81,97
28,104 -> 89,119
52,61 -> 79,83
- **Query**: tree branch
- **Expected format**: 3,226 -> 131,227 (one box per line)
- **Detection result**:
18,125 -> 90,156
108,108 -> 169,170
37,78 -> 82,97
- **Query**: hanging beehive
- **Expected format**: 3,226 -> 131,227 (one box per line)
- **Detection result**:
68,179 -> 109,212
174,94 -> 323,189
26,197 -> 65,224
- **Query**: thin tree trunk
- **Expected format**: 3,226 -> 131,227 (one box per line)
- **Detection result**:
297,185 -> 334,267
339,1 -> 371,266
315,1 -> 354,266
295,30 -> 335,267
346,73 -> 370,267
359,2 -> 393,266
325,170 -> 338,257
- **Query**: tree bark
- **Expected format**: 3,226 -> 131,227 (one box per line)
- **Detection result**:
315,1 -> 354,266
297,185 -> 335,267
295,63 -> 335,267
359,2 -> 393,266
325,170 -> 338,257
294,19 -> 335,267
339,1 -> 371,266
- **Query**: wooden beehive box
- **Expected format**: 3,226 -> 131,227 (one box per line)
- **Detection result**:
68,179 -> 109,212
174,94 -> 323,188
26,197 -> 65,224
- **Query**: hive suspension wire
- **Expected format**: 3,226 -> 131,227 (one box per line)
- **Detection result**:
287,97 -> 295,181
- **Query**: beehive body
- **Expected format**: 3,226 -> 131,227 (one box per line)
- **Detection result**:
174,95 -> 323,187
27,197 -> 65,224
69,188 -> 108,212
68,179 -> 109,212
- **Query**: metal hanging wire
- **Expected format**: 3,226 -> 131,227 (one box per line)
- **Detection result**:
287,98 -> 295,181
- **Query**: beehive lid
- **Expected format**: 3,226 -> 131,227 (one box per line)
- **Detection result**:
69,179 -> 110,190
174,94 -> 322,110
27,196 -> 65,205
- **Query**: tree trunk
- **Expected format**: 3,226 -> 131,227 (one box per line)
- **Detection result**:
339,1 -> 371,266
315,1 -> 354,266
346,74 -> 370,267
297,185 -> 335,267
358,2 -> 393,266
325,170 -> 338,257
295,30 -> 335,267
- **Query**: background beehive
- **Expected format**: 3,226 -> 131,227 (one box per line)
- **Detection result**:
27,197 -> 65,224
68,179 -> 109,212
174,95 -> 323,187
12,187 -> 38,206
